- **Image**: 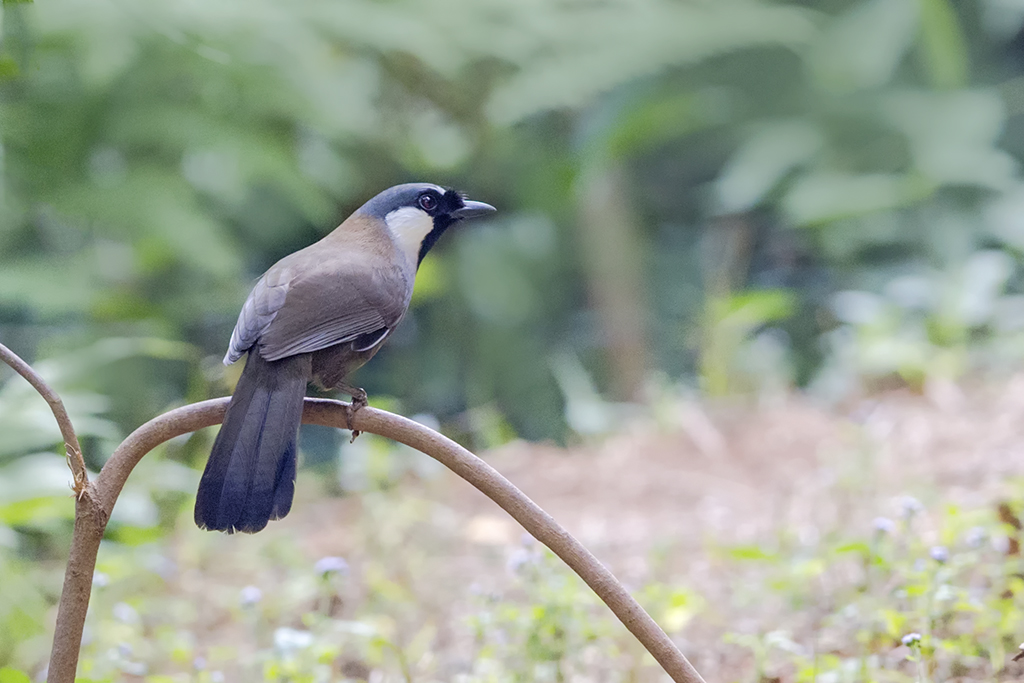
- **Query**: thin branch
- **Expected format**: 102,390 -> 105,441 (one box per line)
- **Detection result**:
0,343 -> 87,495
41,396 -> 706,683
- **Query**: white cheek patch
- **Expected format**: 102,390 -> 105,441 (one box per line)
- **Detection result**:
385,207 -> 434,265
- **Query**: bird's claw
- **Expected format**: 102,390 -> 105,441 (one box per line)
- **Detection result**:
346,388 -> 368,442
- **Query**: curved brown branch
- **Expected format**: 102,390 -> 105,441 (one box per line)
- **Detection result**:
0,342 -> 87,493
43,397 -> 706,683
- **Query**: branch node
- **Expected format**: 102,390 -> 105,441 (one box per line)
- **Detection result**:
65,444 -> 89,498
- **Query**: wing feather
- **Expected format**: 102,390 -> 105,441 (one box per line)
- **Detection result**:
224,250 -> 411,365
224,270 -> 293,364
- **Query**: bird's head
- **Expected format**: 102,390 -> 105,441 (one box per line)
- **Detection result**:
358,183 -> 496,266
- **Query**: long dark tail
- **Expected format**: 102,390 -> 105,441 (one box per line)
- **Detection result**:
195,352 -> 310,533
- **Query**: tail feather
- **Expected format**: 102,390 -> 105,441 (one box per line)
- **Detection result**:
195,352 -> 310,533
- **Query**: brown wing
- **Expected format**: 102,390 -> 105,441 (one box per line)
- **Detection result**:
224,247 -> 412,365
224,264 -> 293,364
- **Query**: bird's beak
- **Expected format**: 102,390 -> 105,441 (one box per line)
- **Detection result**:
454,200 -> 497,219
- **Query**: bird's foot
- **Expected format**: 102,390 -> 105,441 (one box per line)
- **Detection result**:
344,387 -> 368,442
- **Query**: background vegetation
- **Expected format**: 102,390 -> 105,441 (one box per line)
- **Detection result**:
4,0 -> 1024,679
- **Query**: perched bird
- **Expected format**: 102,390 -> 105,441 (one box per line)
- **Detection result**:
195,183 -> 495,533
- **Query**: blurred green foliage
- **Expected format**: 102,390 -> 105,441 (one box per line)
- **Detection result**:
4,0 -> 1024,673
3,0 -> 1024,439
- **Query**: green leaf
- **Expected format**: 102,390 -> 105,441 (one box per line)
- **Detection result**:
107,525 -> 164,545
833,541 -> 871,555
0,55 -> 18,79
918,0 -> 968,89
486,1 -> 815,124
0,496 -> 73,526
716,120 -> 823,214
0,668 -> 31,683
715,290 -> 796,329
602,92 -> 703,159
882,90 -> 1012,190
727,545 -> 778,561
810,0 -> 918,91
782,172 -> 932,226
0,254 -> 100,317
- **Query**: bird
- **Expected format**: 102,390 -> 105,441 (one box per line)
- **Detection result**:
195,183 -> 496,533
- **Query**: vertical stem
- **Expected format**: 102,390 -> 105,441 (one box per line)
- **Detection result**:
698,214 -> 754,397
576,162 -> 649,401
47,491 -> 108,683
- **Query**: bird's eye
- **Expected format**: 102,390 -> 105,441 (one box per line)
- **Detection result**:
418,194 -> 437,211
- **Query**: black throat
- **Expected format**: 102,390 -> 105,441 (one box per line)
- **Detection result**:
417,215 -> 457,266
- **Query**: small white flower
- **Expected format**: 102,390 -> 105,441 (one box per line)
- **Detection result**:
92,571 -> 110,588
902,632 -> 922,646
965,527 -> 986,548
120,661 -> 147,676
239,585 -> 262,607
112,602 -> 139,625
145,554 -> 177,579
274,627 -> 314,653
899,496 -> 923,518
507,548 -> 536,573
929,546 -> 949,563
315,556 -> 349,576
873,517 -> 896,534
